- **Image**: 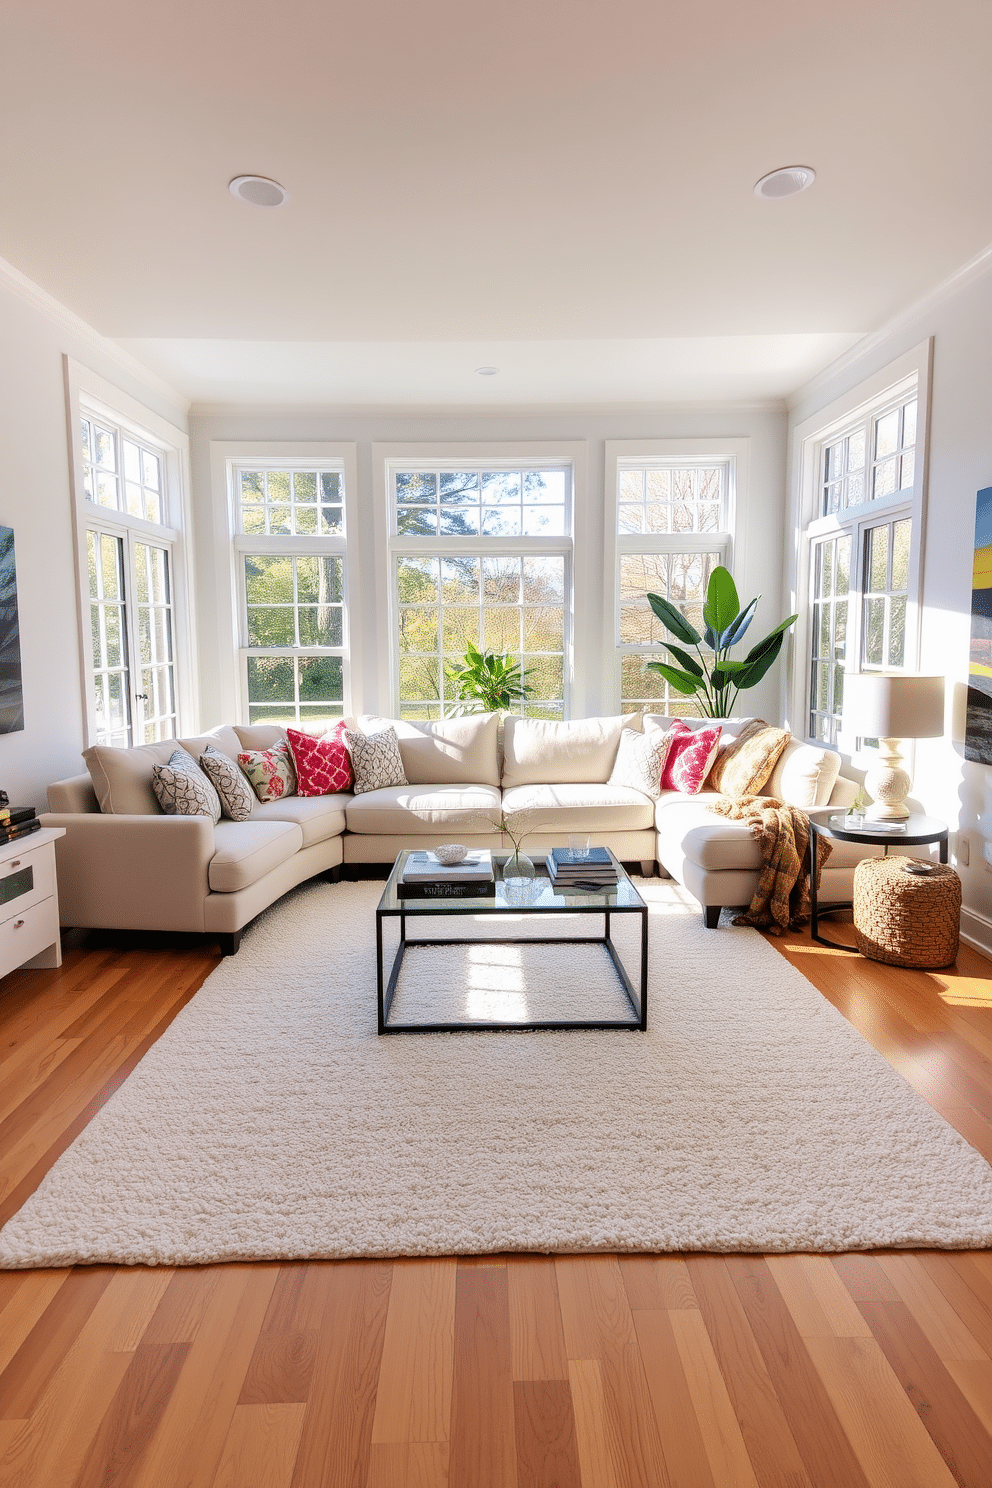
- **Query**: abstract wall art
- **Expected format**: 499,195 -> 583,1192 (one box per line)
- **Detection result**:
966,485 -> 992,764
0,526 -> 24,734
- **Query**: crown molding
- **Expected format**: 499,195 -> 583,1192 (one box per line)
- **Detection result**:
0,256 -> 190,418
787,240 -> 992,412
188,396 -> 788,421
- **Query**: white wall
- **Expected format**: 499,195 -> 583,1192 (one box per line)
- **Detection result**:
788,259 -> 992,953
189,406 -> 788,727
0,266 -> 188,808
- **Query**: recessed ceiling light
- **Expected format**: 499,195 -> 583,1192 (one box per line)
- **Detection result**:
753,166 -> 815,200
475,366 -> 499,376
229,175 -> 289,208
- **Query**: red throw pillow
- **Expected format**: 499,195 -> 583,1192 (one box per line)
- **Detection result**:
660,721 -> 723,795
286,722 -> 354,796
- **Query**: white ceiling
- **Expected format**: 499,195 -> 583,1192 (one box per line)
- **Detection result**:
4,0 -> 991,407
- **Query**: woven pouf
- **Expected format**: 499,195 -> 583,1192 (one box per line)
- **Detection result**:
853,856 -> 961,968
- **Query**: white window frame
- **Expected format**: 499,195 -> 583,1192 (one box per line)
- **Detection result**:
64,358 -> 196,747
604,439 -> 747,714
211,443 -> 361,726
787,342 -> 931,755
374,443 -> 586,719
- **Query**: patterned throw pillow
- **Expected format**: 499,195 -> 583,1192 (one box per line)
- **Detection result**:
286,722 -> 354,796
607,728 -> 671,799
718,726 -> 791,799
343,726 -> 408,795
152,747 -> 222,822
199,745 -> 255,821
660,722 -> 723,795
706,719 -> 768,794
237,738 -> 297,802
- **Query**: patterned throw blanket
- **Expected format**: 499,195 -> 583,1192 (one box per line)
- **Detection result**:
708,796 -> 832,934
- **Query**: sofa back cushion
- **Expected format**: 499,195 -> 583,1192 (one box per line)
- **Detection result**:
766,739 -> 843,808
500,714 -> 637,787
358,713 -> 500,787
83,740 -> 177,814
178,726 -> 244,763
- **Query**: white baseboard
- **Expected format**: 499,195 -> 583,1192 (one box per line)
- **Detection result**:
960,906 -> 992,961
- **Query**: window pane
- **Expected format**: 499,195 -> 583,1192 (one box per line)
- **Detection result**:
441,558 -> 479,603
299,656 -> 342,702
892,518 -> 911,590
875,409 -> 900,458
248,655 -> 294,703
523,557 -> 564,604
864,597 -> 885,665
245,555 -> 294,605
888,595 -> 907,667
396,472 -> 436,504
298,606 -> 343,647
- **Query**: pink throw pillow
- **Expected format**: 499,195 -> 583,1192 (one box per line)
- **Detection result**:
660,721 -> 723,795
286,722 -> 354,796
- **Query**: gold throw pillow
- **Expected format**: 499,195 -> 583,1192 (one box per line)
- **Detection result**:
706,719 -> 767,794
717,725 -> 792,799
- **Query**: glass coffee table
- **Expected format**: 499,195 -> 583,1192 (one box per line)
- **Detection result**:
375,850 -> 648,1034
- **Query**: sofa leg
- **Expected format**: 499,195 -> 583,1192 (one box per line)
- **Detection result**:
639,860 -> 655,877
324,865 -> 342,883
218,930 -> 242,956
703,906 -> 721,929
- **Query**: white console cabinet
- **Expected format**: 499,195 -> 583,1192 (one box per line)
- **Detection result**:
0,827 -> 65,977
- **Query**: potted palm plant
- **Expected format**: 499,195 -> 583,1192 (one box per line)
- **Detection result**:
446,642 -> 534,715
644,566 -> 798,719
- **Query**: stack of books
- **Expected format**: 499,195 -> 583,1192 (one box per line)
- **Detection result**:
0,806 -> 39,846
398,849 -> 496,899
545,846 -> 619,891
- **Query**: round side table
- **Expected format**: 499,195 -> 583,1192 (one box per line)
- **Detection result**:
808,813 -> 949,952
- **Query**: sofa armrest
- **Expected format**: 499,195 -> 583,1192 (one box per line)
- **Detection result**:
39,812 -> 215,933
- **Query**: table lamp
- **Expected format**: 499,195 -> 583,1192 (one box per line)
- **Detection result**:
841,673 -> 945,819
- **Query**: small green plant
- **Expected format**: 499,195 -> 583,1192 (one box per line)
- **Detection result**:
446,642 -> 534,714
644,566 -> 798,719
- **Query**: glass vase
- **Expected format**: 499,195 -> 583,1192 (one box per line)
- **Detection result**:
502,850 -> 535,885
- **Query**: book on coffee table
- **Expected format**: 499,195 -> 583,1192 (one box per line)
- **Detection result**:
397,849 -> 496,898
546,846 -> 619,888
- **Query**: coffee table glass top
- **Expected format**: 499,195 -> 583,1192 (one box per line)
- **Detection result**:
378,850 -> 646,915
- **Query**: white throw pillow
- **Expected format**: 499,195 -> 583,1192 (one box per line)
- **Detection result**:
344,726 -> 409,795
607,728 -> 671,799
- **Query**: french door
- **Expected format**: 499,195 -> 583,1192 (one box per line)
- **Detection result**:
86,525 -> 178,746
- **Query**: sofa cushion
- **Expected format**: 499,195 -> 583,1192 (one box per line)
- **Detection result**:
208,819 -> 303,893
655,792 -> 765,871
250,793 -> 349,845
178,726 -> 244,763
501,783 -> 656,832
152,747 -> 222,823
766,740 -> 843,809
346,784 -> 501,834
501,714 -> 638,787
359,713 -> 501,787
83,739 -> 177,814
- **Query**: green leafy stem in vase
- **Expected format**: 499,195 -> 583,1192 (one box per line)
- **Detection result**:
644,566 -> 798,720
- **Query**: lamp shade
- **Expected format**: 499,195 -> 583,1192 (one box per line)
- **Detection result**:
842,673 -> 945,739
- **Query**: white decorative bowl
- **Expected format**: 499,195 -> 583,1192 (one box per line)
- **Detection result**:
435,843 -> 468,864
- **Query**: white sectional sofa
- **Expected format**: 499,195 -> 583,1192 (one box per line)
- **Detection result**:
41,711 -> 877,952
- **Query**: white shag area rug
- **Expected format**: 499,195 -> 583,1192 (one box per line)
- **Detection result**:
3,877 -> 992,1268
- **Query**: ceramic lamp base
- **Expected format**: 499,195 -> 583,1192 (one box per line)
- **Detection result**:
864,738 -> 911,820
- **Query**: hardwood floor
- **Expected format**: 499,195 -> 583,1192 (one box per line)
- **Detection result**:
1,919 -> 991,1486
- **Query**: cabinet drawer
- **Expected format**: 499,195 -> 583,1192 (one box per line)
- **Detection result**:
0,896 -> 58,975
0,840 -> 55,918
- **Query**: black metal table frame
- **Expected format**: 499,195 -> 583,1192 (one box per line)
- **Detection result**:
809,814 -> 949,952
375,862 -> 649,1034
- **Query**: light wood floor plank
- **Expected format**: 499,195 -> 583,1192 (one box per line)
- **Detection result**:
566,1359 -> 621,1488
507,1256 -> 570,1382
877,1254 -> 990,1362
448,1264 -> 517,1488
669,1307 -> 760,1488
803,1334 -> 959,1488
367,1441 -> 450,1488
371,1258 -> 456,1445
630,1310 -> 717,1488
765,1254 -> 873,1339
211,1402 -> 307,1488
0,1270 -> 69,1378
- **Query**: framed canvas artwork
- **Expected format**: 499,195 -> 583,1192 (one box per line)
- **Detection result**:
0,526 -> 24,734
965,485 -> 992,764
